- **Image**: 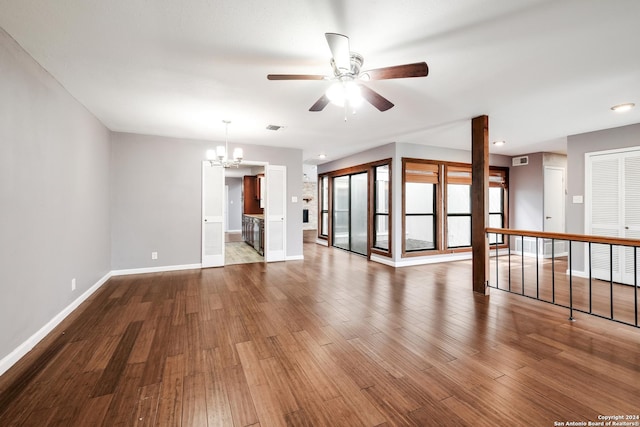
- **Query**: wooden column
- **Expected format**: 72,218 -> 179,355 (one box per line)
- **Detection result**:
471,115 -> 490,295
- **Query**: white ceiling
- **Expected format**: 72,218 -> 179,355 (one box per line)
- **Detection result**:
1,0 -> 639,164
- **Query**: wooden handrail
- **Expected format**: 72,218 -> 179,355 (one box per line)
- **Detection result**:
486,227 -> 640,248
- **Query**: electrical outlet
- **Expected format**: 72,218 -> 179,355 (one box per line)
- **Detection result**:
151,252 -> 158,260
71,278 -> 76,291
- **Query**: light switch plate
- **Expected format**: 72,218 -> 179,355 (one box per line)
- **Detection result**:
292,196 -> 298,203
572,195 -> 583,204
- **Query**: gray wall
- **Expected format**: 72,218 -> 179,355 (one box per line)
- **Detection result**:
509,152 -> 544,231
111,133 -> 303,270
318,143 -> 395,174
225,177 -> 242,232
0,28 -> 111,362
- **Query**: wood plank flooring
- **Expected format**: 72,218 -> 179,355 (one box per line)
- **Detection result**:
489,254 -> 640,326
1,242 -> 639,426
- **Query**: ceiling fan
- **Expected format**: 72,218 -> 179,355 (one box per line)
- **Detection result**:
267,33 -> 429,112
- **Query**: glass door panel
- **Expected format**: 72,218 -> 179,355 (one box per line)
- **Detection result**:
350,172 -> 368,256
333,176 -> 350,251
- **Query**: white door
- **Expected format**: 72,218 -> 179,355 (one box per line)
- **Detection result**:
225,185 -> 229,231
543,167 -> 565,233
265,165 -> 286,262
587,148 -> 640,284
622,154 -> 640,285
202,163 -> 225,268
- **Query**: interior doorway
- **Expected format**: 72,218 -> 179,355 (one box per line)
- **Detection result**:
225,163 -> 265,266
202,161 -> 287,267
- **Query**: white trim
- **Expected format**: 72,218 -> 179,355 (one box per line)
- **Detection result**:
369,254 -> 398,267
226,229 -> 241,233
566,269 -> 588,279
111,263 -> 202,276
371,249 -> 509,268
286,255 -> 304,261
315,239 -> 329,247
371,252 -> 472,267
0,271 -> 111,377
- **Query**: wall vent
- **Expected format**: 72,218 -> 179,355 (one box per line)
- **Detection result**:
512,156 -> 529,166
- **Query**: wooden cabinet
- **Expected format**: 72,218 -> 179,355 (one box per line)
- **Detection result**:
242,214 -> 264,255
243,176 -> 263,214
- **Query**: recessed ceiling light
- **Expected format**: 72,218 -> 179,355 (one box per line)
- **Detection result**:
318,154 -> 327,159
611,103 -> 635,112
492,140 -> 506,146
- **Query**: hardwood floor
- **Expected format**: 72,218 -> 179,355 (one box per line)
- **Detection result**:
1,242 -> 639,426
489,254 -> 640,326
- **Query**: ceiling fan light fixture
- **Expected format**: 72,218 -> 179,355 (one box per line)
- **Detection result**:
326,81 -> 362,107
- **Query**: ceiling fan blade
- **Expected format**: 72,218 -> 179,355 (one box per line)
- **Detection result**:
359,85 -> 394,111
325,33 -> 351,72
362,62 -> 429,80
309,94 -> 331,112
267,74 -> 326,80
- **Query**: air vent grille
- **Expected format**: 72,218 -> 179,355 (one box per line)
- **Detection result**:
512,156 -> 529,166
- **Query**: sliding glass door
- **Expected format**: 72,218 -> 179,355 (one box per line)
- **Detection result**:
333,176 -> 350,251
332,172 -> 368,256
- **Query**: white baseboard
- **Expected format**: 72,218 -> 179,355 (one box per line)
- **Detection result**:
110,263 -> 202,276
226,229 -> 241,233
371,252 -> 473,267
315,239 -> 329,247
566,269 -> 588,278
0,271 -> 111,377
286,255 -> 304,261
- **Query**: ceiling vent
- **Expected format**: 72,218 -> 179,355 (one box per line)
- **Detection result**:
512,156 -> 529,166
266,124 -> 283,131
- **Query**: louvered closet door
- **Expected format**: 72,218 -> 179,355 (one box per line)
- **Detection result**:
623,153 -> 640,285
589,154 -> 621,282
587,149 -> 640,285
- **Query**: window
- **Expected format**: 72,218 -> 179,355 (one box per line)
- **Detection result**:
373,165 -> 390,251
403,158 -> 508,255
319,175 -> 329,237
446,166 -> 472,248
404,161 -> 438,252
489,169 -> 507,244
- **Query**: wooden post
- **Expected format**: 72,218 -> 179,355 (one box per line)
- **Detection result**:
472,115 -> 490,295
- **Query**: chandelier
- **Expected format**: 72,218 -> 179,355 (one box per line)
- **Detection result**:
207,120 -> 243,168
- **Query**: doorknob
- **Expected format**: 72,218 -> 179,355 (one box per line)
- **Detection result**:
545,216 -> 552,219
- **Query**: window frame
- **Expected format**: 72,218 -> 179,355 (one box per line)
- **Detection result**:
402,159 -> 441,257
318,175 -> 330,238
402,158 -> 509,257
372,164 -> 391,253
318,158 -> 392,258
